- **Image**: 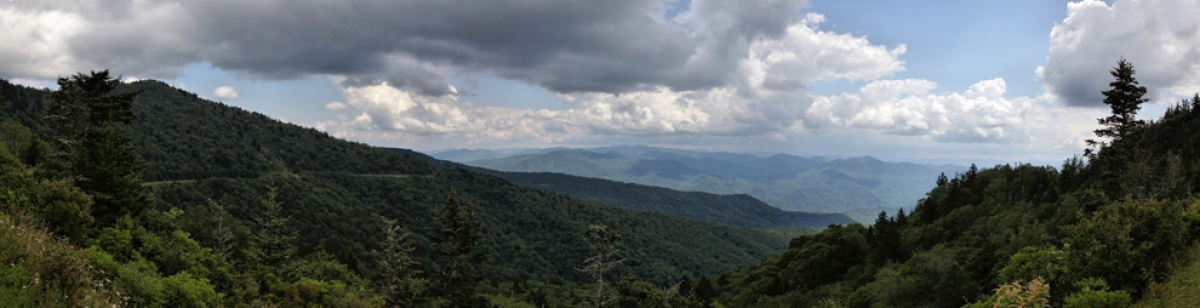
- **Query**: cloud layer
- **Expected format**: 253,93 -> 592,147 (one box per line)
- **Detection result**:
1,0 -> 820,96
1038,0 -> 1200,107
7,0 -> 1190,159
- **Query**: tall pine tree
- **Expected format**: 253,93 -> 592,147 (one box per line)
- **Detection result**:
1089,58 -> 1148,147
45,70 -> 144,226
376,218 -> 425,307
580,224 -> 622,308
429,192 -> 489,308
249,186 -> 296,270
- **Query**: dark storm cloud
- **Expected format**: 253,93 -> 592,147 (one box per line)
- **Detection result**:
2,0 -> 806,95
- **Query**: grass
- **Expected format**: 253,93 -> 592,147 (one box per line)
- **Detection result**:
1134,243 -> 1200,308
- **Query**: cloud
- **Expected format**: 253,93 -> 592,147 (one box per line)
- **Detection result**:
324,102 -> 350,111
1038,0 -> 1200,107
292,6 -> 919,147
0,0 -> 822,96
740,13 -> 906,94
213,85 -> 239,100
806,76 -> 1099,143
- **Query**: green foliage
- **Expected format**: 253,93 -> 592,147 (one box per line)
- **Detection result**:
613,275 -> 697,308
117,80 -> 433,181
864,246 -> 979,308
46,70 -> 146,226
997,246 -> 1068,301
0,212 -> 121,308
430,192 -> 490,308
1062,278 -> 1130,308
0,150 -> 94,244
580,225 -> 622,308
1133,244 -> 1200,307
965,278 -> 1050,308
484,293 -> 538,308
0,79 -> 51,133
277,278 -> 381,308
248,186 -> 298,270
1090,58 -> 1149,146
375,218 -> 425,307
1064,198 -> 1190,294
86,218 -> 229,308
285,250 -> 367,287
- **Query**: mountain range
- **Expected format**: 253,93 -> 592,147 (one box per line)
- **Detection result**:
439,145 -> 964,213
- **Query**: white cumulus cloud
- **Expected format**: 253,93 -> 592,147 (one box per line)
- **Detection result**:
213,85 -> 239,100
808,78 -> 1087,145
1038,0 -> 1200,107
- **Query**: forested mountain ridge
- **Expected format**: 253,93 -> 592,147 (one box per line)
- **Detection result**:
0,75 -> 793,307
461,146 -> 963,213
121,80 -> 434,181
390,149 -> 855,228
475,171 -> 855,228
701,61 -> 1200,307
3,79 -> 436,182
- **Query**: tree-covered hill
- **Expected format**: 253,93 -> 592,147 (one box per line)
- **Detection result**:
1,79 -> 435,182
391,148 -> 853,229
477,171 -> 855,228
700,61 -> 1200,308
149,169 -> 792,285
119,81 -> 434,181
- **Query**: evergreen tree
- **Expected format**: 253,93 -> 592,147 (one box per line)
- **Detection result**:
678,275 -> 693,297
868,211 -> 906,265
1192,94 -> 1200,115
45,70 -> 144,225
377,218 -> 424,307
249,186 -> 296,270
429,192 -> 489,308
1089,58 -> 1148,147
693,275 -> 714,303
208,199 -> 237,267
580,224 -> 622,308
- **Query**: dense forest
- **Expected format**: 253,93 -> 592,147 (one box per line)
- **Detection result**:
3,58 -> 1200,308
384,148 -> 853,229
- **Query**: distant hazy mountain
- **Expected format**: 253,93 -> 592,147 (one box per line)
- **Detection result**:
476,171 -> 856,228
463,146 -> 964,213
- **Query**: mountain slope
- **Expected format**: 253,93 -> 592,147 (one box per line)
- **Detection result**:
0,78 -> 793,285
118,81 -> 433,181
479,171 -> 855,228
706,99 -> 1200,308
466,147 -> 962,212
400,148 -> 851,228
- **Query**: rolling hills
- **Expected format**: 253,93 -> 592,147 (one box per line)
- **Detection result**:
449,146 -> 964,213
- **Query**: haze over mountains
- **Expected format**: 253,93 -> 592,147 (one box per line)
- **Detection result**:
437,146 -> 964,213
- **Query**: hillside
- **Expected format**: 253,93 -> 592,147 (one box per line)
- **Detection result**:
460,146 -> 963,213
700,97 -> 1200,307
149,169 -> 791,284
479,171 -> 855,228
0,76 -> 793,307
396,148 -> 852,228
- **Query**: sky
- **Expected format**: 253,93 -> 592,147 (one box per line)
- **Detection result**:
4,0 -> 1200,166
